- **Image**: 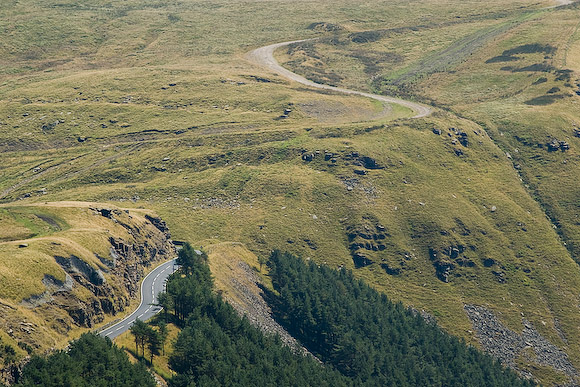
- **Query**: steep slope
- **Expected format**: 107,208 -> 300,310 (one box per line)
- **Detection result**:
0,202 -> 175,377
0,0 -> 579,385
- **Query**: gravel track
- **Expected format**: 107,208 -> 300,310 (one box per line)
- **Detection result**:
247,39 -> 432,119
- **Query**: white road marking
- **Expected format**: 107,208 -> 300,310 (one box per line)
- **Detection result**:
97,258 -> 177,339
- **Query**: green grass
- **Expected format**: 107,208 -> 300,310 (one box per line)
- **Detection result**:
1,0 -> 580,384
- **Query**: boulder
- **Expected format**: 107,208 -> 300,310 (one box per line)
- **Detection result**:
547,140 -> 560,151
361,156 -> 382,169
434,260 -> 454,283
492,270 -> 507,283
352,252 -> 373,268
98,208 -> 113,218
381,263 -> 401,275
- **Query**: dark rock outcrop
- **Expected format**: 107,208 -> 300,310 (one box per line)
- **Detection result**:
380,263 -> 401,275
429,248 -> 455,282
492,270 -> 506,283
145,214 -> 171,238
346,216 -> 389,268
546,139 -> 570,152
21,210 -> 175,330
352,253 -> 373,268
344,152 -> 385,169
97,208 -> 113,218
429,245 -> 476,282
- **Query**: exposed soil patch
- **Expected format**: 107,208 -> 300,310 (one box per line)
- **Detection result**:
298,99 -> 391,123
34,214 -> 62,231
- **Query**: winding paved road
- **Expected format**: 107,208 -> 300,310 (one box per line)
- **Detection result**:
99,258 -> 177,340
100,0 -> 571,342
247,39 -> 432,118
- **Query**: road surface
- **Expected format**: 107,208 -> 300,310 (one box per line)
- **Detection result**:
547,0 -> 574,8
99,258 -> 177,340
247,39 -> 432,118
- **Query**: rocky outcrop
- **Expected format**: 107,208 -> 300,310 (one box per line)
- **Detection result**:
429,245 -> 476,282
345,216 -> 389,268
301,148 -> 386,171
429,248 -> 455,282
464,304 -> 578,383
546,139 -> 570,152
19,208 -> 175,330
344,151 -> 385,169
55,255 -> 106,286
380,263 -> 401,275
20,274 -> 73,308
145,214 -> 171,238
1,359 -> 26,386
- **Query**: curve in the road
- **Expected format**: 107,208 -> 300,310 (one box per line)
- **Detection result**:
247,39 -> 432,119
99,258 -> 177,340
547,0 -> 574,8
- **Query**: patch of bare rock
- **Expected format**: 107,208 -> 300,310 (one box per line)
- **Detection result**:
464,304 -> 578,384
224,261 -> 314,358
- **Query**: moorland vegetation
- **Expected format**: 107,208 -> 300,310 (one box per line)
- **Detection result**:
1,0 -> 580,384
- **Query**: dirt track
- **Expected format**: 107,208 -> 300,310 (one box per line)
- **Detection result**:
247,39 -> 432,119
551,0 -> 574,7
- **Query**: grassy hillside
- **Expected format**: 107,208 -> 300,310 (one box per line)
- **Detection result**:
0,0 -> 579,384
0,202 -> 174,378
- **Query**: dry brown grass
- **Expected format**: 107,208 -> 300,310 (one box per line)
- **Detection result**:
206,242 -> 272,306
